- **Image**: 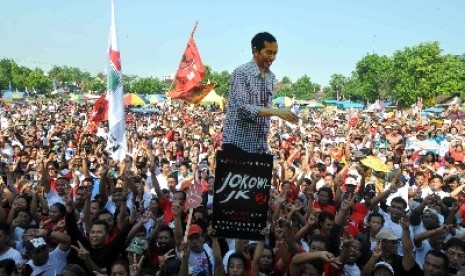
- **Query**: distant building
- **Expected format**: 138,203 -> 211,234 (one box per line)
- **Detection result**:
163,74 -> 174,85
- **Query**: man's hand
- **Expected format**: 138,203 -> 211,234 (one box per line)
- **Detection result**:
276,108 -> 299,124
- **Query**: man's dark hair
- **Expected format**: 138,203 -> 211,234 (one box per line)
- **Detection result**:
309,234 -> 329,250
227,251 -> 248,271
317,187 -> 334,204
444,238 -> 465,253
391,196 -> 407,209
0,259 -> 15,275
97,209 -> 113,219
251,32 -> 276,54
367,212 -> 385,226
92,220 -> 110,234
158,224 -> 175,238
82,177 -> 94,186
425,249 -> 449,271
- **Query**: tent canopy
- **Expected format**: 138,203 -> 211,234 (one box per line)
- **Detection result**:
200,89 -> 225,109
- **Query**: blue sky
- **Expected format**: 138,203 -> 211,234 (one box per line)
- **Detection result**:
0,0 -> 464,85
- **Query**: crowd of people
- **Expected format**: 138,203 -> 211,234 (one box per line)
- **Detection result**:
0,99 -> 465,276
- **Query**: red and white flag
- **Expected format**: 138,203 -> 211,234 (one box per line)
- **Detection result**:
106,0 -> 127,161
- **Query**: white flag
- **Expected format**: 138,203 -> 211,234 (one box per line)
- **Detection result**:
106,0 -> 127,161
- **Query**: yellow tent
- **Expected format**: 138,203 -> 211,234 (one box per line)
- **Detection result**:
199,89 -> 225,110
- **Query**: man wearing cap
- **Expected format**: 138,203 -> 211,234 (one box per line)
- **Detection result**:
179,224 -> 214,276
23,227 -> 71,276
222,32 -> 299,154
361,226 -> 420,275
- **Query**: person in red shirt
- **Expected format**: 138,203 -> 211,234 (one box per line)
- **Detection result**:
313,187 -> 336,216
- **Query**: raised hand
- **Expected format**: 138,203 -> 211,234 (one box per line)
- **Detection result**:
71,241 -> 90,260
158,249 -> 176,267
400,214 -> 410,230
129,253 -> 144,276
372,242 -> 383,260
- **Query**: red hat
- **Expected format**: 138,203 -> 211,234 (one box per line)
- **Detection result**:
188,224 -> 203,237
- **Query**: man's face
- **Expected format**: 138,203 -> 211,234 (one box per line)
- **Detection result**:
75,189 -> 86,205
368,216 -> 383,234
423,254 -> 446,276
162,164 -> 170,175
228,257 -> 246,276
187,233 -> 204,253
446,246 -> 465,270
90,202 -> 100,217
429,177 -> 443,192
55,180 -> 67,196
253,41 -> 278,71
389,202 -> 405,221
157,230 -> 172,250
90,224 -> 108,248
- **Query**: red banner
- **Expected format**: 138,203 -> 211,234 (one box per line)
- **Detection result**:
169,22 -> 209,103
90,94 -> 108,122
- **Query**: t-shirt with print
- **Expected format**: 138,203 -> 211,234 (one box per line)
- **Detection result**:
188,244 -> 214,276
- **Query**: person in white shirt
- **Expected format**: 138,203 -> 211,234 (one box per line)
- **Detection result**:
24,228 -> 71,276
0,222 -> 23,265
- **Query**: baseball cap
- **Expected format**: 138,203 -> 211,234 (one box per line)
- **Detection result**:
376,230 -> 399,241
188,224 -> 203,237
126,237 -> 148,255
373,262 -> 395,275
25,237 -> 48,251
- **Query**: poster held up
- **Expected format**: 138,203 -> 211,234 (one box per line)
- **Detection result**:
212,149 -> 273,240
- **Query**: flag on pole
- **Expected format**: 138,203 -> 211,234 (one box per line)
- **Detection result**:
169,22 -> 213,103
106,0 -> 126,161
90,94 -> 109,122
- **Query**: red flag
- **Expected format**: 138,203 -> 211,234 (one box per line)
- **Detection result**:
90,94 -> 108,122
169,22 -> 208,103
172,83 -> 216,104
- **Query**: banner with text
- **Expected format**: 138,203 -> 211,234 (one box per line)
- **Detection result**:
212,150 -> 273,240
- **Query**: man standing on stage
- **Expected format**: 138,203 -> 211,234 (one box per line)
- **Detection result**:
223,32 -> 299,154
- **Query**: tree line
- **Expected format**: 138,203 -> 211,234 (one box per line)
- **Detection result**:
1,41 -> 464,106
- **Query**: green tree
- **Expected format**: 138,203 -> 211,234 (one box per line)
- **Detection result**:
25,68 -> 51,93
291,75 -> 319,100
327,73 -> 347,99
87,77 -> 106,93
354,54 -> 393,103
131,77 -> 167,94
392,42 -> 450,106
203,65 -> 230,97
0,58 -> 17,90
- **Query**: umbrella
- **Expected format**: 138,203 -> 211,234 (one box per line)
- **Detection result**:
360,156 -> 391,173
367,103 -> 385,111
123,93 -> 149,106
146,94 -> 166,104
273,96 -> 293,106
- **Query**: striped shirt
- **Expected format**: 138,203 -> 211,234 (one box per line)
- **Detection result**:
223,60 -> 275,153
